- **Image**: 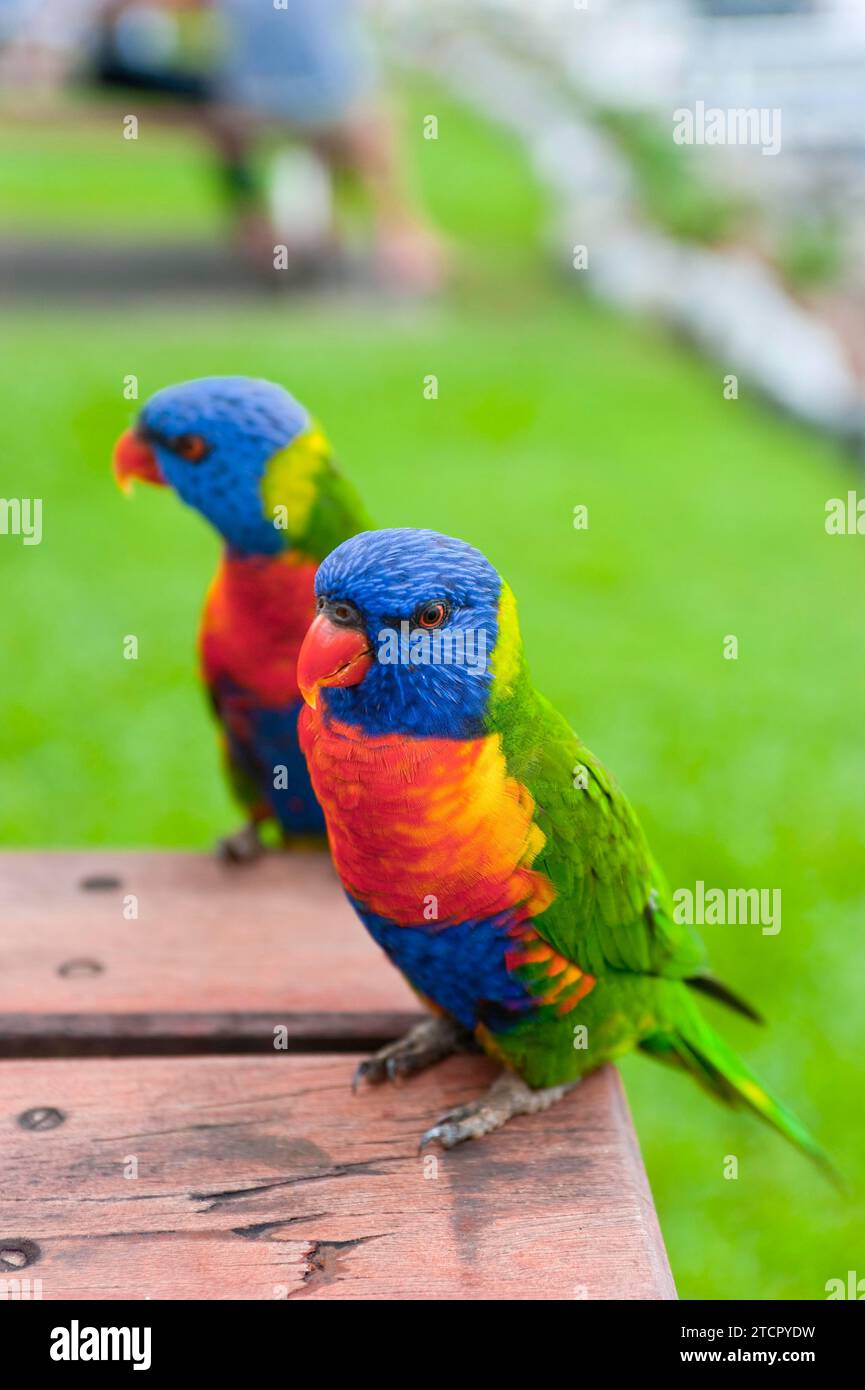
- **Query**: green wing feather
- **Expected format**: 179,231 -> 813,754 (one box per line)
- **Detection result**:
485,584 -> 831,1174
492,665 -> 705,981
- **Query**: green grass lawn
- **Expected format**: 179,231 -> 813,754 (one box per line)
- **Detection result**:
1,79 -> 862,1300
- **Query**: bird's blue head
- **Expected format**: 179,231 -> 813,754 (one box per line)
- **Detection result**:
114,376 -> 311,555
297,528 -> 511,738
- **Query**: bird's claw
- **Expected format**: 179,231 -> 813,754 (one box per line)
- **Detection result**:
352,1057 -> 387,1092
352,1017 -> 467,1094
215,822 -> 264,864
418,1114 -> 472,1152
417,1101 -> 493,1151
417,1075 -> 579,1152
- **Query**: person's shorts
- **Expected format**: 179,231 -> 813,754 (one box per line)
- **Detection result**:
214,0 -> 376,127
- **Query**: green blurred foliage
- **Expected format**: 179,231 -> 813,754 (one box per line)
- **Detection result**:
778,212 -> 845,291
0,79 -> 862,1300
597,107 -> 748,244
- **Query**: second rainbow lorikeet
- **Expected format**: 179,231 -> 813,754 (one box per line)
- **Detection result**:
295,527 -> 830,1170
114,376 -> 372,860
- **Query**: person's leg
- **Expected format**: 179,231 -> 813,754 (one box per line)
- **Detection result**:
314,102 -> 445,291
199,104 -> 277,266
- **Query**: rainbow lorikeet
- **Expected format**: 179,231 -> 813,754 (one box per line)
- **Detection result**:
114,377 -> 372,860
295,527 -> 829,1166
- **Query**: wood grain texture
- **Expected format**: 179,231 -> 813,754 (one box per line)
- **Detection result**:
0,852 -> 417,1046
0,852 -> 676,1298
0,1054 -> 676,1301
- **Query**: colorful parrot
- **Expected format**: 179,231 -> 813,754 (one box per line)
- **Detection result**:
295,526 -> 830,1168
113,376 -> 372,860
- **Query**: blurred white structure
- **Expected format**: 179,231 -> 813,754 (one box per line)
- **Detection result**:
383,0 -> 865,442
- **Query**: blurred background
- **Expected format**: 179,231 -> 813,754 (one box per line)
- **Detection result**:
1,0 -> 863,1299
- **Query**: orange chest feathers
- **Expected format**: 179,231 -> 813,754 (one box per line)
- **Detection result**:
298,707 -> 556,927
200,551 -> 319,707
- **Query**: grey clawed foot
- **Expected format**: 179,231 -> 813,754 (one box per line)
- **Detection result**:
419,1071 -> 578,1151
353,1016 -> 467,1092
215,822 -> 264,864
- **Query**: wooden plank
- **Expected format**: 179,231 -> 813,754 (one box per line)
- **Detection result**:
0,1054 -> 676,1301
0,1012 -> 421,1057
0,853 -> 418,1049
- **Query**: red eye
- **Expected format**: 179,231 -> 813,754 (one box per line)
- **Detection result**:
417,600 -> 448,629
173,434 -> 209,463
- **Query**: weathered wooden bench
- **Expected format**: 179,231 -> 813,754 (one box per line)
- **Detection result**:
0,852 -> 675,1300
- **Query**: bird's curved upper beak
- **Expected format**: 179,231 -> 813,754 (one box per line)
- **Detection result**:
298,613 -> 374,709
113,429 -> 166,493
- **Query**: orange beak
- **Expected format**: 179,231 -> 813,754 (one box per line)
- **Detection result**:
298,613 -> 374,709
113,429 -> 166,493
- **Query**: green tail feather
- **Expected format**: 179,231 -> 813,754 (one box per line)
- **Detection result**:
640,1017 -> 840,1186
